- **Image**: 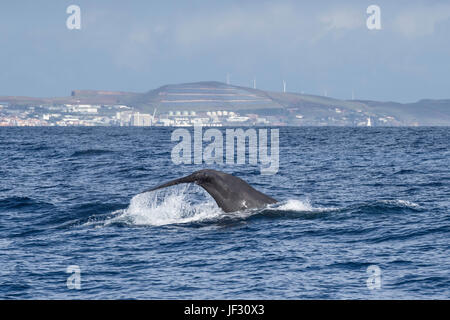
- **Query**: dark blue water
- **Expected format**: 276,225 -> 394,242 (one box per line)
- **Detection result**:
0,127 -> 449,299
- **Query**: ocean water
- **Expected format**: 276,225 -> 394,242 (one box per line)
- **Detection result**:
0,127 -> 449,299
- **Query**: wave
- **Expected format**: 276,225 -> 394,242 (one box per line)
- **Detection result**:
71,149 -> 114,157
379,199 -> 421,210
0,196 -> 54,210
393,169 -> 417,175
352,199 -> 423,214
270,199 -> 336,212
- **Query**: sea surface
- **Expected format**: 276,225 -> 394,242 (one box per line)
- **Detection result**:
0,127 -> 449,299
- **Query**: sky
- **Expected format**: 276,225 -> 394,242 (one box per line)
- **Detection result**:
1,0 -> 449,102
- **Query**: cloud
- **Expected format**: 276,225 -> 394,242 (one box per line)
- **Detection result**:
319,7 -> 363,31
112,25 -> 165,70
67,2 -> 370,69
310,6 -> 364,44
172,3 -> 309,47
393,3 -> 450,37
169,2 -> 368,57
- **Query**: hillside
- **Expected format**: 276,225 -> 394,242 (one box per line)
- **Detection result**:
126,81 -> 450,125
1,81 -> 449,125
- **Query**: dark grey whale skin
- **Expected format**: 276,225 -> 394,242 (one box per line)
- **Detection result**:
142,169 -> 277,213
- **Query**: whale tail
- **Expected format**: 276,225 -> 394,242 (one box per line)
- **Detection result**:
141,169 -> 277,213
142,175 -> 198,193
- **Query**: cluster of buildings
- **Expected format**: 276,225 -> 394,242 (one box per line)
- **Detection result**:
0,116 -> 49,126
0,103 -> 273,127
0,101 -> 397,126
0,104 -> 48,126
115,110 -> 270,127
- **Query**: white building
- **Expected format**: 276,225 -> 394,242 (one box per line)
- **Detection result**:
66,104 -> 99,113
131,112 -> 153,126
116,111 -> 133,126
227,116 -> 249,122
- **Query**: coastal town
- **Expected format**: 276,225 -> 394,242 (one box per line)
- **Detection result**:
0,103 -> 275,127
0,98 -> 391,127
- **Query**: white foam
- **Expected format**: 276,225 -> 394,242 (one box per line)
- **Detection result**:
105,184 -> 224,227
275,199 -> 314,211
381,199 -> 421,209
272,199 -> 336,213
0,238 -> 13,249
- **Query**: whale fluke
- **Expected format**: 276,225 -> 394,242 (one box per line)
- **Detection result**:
141,169 -> 277,213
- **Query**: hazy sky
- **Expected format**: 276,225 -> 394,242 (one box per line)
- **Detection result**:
1,0 -> 450,102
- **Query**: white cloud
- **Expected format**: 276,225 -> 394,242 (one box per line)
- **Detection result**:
393,3 -> 450,37
172,3 -> 313,48
319,7 -> 363,31
112,26 -> 162,70
310,6 -> 364,44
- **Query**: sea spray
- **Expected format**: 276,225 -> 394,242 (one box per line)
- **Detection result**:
107,184 -> 223,226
